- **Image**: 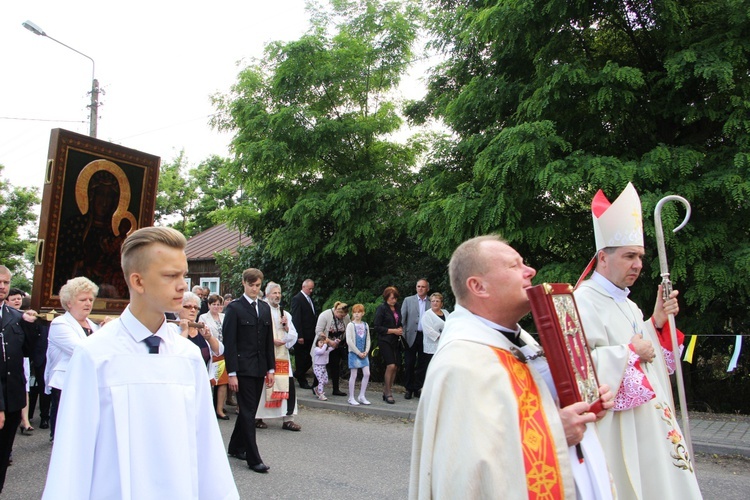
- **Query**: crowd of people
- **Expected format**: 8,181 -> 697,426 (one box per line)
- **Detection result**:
0,183 -> 704,498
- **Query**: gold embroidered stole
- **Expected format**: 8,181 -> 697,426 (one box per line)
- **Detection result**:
491,347 -> 565,500
265,308 -> 290,407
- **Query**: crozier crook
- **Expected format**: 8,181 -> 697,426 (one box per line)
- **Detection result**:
654,194 -> 693,460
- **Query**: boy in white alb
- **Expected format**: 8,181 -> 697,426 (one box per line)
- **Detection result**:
43,227 -> 239,500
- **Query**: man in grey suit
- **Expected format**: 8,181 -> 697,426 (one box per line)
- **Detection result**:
224,268 -> 275,473
401,279 -> 429,400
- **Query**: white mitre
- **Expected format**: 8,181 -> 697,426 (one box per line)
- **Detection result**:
591,182 -> 644,251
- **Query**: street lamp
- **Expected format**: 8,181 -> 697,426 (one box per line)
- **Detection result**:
22,20 -> 100,138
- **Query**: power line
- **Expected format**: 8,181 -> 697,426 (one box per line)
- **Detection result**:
0,116 -> 86,123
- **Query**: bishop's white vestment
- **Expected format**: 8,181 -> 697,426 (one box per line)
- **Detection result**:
575,274 -> 702,500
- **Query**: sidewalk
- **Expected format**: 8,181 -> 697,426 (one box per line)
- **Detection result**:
297,387 -> 750,457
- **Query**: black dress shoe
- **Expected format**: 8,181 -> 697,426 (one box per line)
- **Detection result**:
332,390 -> 347,396
404,391 -> 413,400
415,389 -> 421,398
216,414 -> 230,420
228,450 -> 247,461
39,418 -> 50,429
299,380 -> 312,389
249,462 -> 270,473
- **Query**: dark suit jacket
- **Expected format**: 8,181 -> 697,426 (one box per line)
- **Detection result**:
223,297 -> 275,378
30,321 -> 48,368
373,302 -> 403,342
0,304 -> 35,412
291,291 -> 317,342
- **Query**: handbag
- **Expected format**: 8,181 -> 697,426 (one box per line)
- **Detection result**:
397,335 -> 408,350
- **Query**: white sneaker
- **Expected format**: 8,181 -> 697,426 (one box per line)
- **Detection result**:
348,398 -> 360,406
357,395 -> 371,405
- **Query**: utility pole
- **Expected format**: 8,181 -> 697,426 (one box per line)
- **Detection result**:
89,78 -> 99,138
23,20 -> 99,138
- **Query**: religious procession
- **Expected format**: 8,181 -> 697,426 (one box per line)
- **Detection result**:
3,1 -> 749,499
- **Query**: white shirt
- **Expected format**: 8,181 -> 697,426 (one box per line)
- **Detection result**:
45,311 -> 99,393
43,306 -> 238,500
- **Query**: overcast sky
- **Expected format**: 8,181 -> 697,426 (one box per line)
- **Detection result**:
0,0 -> 317,190
2,1 -> 433,195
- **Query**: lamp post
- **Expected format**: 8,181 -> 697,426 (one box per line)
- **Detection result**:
22,20 -> 99,138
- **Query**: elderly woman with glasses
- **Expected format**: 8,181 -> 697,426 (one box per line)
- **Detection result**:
311,301 -> 351,397
177,292 -> 224,378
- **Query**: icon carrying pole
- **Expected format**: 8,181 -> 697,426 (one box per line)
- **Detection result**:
654,195 -> 693,460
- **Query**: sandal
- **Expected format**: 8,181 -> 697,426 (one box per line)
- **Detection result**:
255,419 -> 268,429
282,421 -> 302,432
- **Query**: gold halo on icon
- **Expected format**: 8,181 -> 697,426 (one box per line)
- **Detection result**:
75,159 -> 137,237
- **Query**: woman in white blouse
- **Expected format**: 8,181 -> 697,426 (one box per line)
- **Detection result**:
421,292 -> 450,374
196,294 -> 229,419
46,277 -> 101,441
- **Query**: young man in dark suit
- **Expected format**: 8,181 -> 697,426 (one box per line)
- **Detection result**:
290,279 -> 317,389
0,265 -> 38,493
224,268 -> 275,473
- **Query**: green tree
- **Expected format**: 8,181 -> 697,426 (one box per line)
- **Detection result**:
187,155 -> 242,235
155,151 -> 198,237
409,0 -> 750,332
407,0 -> 750,411
212,0 -> 429,298
0,165 -> 39,272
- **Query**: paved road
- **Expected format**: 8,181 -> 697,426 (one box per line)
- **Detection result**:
3,401 -> 748,498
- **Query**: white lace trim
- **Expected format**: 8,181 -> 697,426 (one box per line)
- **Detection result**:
662,346 -> 676,375
613,350 -> 656,411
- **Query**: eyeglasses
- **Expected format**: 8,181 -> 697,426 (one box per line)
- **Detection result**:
183,304 -> 199,310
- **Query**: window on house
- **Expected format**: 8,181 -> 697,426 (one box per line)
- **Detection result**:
201,277 -> 220,294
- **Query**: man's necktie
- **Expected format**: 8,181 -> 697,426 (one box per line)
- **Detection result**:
304,295 -> 313,313
144,335 -> 161,354
250,301 -> 258,316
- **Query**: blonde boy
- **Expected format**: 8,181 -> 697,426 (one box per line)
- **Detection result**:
43,227 -> 238,499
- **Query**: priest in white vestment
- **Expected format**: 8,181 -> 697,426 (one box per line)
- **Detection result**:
256,282 -> 301,430
43,227 -> 238,500
410,235 -> 615,500
574,183 -> 702,500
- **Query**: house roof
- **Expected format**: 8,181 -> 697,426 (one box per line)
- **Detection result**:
185,223 -> 249,261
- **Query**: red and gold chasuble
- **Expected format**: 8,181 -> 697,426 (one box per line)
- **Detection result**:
492,347 -> 565,500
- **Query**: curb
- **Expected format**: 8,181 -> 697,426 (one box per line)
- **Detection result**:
693,442 -> 750,459
297,391 -> 418,421
300,397 -> 418,420
296,393 -> 750,458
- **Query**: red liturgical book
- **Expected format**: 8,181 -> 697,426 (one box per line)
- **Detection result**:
526,283 -> 603,414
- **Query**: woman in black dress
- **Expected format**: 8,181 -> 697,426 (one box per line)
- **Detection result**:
373,286 -> 403,404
